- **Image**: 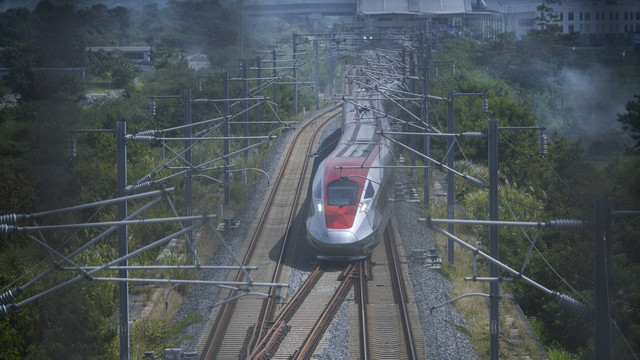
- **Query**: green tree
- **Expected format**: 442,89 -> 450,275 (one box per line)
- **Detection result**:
617,94 -> 640,152
533,4 -> 562,37
105,54 -> 137,88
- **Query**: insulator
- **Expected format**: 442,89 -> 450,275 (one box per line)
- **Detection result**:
1,224 -> 16,236
125,181 -> 154,193
464,175 -> 487,189
434,67 -> 439,78
482,98 -> 489,114
0,288 -> 21,305
547,219 -> 586,231
149,101 -> 157,116
0,303 -> 16,319
136,174 -> 154,185
197,79 -> 202,92
68,136 -> 77,158
130,135 -> 157,142
552,291 -> 589,318
0,214 -> 25,225
136,130 -> 158,137
451,64 -> 455,76
538,133 -> 548,154
461,132 -> 485,138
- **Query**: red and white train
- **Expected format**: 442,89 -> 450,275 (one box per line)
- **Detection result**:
306,74 -> 396,260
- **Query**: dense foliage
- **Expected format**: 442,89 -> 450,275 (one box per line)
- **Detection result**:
0,1 -> 324,358
425,18 -> 639,359
617,94 -> 640,152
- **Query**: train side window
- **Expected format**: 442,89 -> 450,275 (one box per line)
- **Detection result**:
327,179 -> 360,206
364,181 -> 375,199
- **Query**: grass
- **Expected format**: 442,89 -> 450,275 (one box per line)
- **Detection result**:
418,169 -> 550,360
547,344 -> 579,360
129,313 -> 204,359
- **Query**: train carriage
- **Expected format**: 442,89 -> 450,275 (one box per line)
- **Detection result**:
306,85 -> 395,260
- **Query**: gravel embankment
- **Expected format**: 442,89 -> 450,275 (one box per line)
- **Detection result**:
394,198 -> 477,360
174,113 -> 477,359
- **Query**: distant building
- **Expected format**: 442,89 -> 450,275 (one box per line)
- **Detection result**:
86,46 -> 153,69
186,54 -> 209,71
483,0 -> 640,48
549,0 -> 640,47
483,0 -> 539,38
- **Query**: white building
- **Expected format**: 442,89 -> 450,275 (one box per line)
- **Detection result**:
483,0 -> 640,47
549,0 -> 640,47
483,0 -> 540,38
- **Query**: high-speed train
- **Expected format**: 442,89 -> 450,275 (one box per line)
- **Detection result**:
306,72 -> 396,260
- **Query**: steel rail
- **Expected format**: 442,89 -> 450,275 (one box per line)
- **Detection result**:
384,224 -> 418,360
246,106 -> 339,359
358,260 -> 370,360
249,264 -> 326,359
293,263 -> 357,360
201,104 -> 342,360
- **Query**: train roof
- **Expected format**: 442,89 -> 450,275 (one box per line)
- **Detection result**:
323,137 -> 383,186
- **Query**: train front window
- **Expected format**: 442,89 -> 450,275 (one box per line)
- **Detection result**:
327,179 -> 360,207
364,181 -> 375,199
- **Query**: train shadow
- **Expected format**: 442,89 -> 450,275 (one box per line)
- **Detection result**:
268,126 -> 342,271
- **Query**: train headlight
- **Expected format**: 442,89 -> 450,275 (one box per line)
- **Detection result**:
358,199 -> 372,213
315,200 -> 323,213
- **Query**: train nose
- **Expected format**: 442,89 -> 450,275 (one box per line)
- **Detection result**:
326,229 -> 358,244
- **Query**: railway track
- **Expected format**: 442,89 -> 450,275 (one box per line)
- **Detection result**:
198,105 -> 342,359
349,220 -> 425,360
197,104 -> 426,359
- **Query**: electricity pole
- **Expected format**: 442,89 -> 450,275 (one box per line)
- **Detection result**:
447,88 -> 455,267
256,55 -> 263,138
223,70 -> 231,204
315,39 -> 320,111
184,90 -> 194,260
272,49 -> 278,122
594,198 -> 613,360
116,121 -> 129,360
242,60 -> 249,184
488,119 -> 500,360
293,33 -> 298,119
421,31 -> 431,207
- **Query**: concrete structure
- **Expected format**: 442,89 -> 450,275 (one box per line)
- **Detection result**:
483,0 -> 539,38
86,46 -> 153,70
244,0 -> 475,18
86,46 -> 152,62
243,0 -> 356,16
357,0 -> 467,15
244,0 -> 504,41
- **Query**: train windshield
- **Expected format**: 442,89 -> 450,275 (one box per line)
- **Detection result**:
327,179 -> 360,207
364,181 -> 375,199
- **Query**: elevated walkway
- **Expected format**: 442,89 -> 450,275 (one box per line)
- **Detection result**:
242,0 -> 470,17
243,0 -> 356,16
